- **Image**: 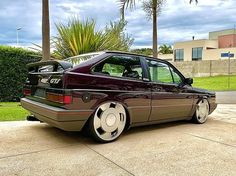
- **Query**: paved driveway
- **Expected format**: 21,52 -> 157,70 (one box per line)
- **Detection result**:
0,105 -> 236,176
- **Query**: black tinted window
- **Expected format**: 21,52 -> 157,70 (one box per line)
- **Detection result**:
93,55 -> 142,80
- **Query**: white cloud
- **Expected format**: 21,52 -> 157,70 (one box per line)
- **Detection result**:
0,0 -> 236,49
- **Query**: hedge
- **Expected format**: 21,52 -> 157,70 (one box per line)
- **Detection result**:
0,46 -> 41,102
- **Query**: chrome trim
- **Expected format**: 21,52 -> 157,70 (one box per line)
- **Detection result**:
71,89 -> 149,93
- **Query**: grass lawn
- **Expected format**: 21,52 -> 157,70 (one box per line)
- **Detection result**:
0,102 -> 29,121
193,75 -> 236,91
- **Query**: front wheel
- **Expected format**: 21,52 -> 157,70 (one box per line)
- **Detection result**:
192,99 -> 210,124
88,102 -> 127,143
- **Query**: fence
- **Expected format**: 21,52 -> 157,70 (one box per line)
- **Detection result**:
171,59 -> 236,78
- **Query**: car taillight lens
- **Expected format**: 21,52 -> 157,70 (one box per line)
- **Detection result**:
46,93 -> 71,104
23,89 -> 31,96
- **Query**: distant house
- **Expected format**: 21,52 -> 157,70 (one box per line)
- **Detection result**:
159,29 -> 236,61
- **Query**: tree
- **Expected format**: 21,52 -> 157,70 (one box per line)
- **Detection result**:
158,44 -> 173,54
42,0 -> 50,60
53,18 -> 133,59
119,0 -> 198,58
131,48 -> 153,56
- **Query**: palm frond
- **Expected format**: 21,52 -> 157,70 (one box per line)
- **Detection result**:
190,0 -> 198,4
52,18 -> 133,59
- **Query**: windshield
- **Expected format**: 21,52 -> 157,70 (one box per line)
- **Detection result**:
65,52 -> 103,67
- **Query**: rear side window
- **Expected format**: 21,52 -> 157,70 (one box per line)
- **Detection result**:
102,63 -> 125,77
92,55 -> 142,80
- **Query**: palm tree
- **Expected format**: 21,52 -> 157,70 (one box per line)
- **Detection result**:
142,0 -> 164,58
119,0 -> 198,58
53,18 -> 133,59
159,44 -> 173,54
42,0 -> 50,60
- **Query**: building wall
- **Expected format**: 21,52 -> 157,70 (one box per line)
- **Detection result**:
158,53 -> 174,61
171,59 -> 236,78
163,47 -> 236,61
204,47 -> 236,60
218,34 -> 236,48
174,39 -> 218,61
209,29 -> 235,40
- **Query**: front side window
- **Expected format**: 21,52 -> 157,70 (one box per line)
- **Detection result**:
192,47 -> 203,61
92,55 -> 142,80
147,60 -> 182,84
174,49 -> 184,61
169,67 -> 182,84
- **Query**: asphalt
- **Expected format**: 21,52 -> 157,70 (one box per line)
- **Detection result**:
0,104 -> 236,176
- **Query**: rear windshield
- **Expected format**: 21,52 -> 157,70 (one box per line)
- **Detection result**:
65,52 -> 102,67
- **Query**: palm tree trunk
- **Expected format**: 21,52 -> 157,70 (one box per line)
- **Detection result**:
42,0 -> 50,60
152,0 -> 158,58
120,8 -> 125,22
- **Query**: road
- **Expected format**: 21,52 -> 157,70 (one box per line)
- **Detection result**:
0,105 -> 236,176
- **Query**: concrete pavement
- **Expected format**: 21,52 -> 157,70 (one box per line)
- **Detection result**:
0,105 -> 236,176
216,91 -> 236,104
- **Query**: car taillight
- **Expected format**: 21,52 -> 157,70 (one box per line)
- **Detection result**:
23,89 -> 31,96
46,93 -> 72,104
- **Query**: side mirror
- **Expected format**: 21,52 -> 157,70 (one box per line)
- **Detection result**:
185,78 -> 193,85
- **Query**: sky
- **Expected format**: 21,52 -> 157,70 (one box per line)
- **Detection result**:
0,0 -> 235,49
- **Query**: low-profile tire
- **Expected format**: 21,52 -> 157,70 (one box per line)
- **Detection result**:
88,102 -> 127,143
192,99 -> 210,124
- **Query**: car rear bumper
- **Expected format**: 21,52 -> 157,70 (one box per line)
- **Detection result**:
21,98 -> 93,131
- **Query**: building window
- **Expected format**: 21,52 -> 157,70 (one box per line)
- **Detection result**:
174,49 -> 184,61
192,47 -> 203,61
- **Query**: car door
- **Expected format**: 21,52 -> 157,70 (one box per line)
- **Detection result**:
91,54 -> 152,123
146,59 -> 194,121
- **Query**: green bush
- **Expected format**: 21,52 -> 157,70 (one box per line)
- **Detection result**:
0,46 -> 41,102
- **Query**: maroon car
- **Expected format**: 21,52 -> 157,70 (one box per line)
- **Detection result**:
21,51 -> 217,142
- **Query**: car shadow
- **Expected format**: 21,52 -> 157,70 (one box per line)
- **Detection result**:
125,120 -> 189,135
28,120 -> 191,145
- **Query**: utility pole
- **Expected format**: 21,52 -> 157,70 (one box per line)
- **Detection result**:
228,51 -> 231,89
16,27 -> 22,46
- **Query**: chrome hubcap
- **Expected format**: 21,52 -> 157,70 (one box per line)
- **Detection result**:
106,114 -> 116,126
94,102 -> 126,141
196,99 -> 209,123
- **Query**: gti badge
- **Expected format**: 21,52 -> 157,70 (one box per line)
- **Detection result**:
50,78 -> 61,84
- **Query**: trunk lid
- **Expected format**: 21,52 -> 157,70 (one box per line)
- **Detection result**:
24,60 -> 72,101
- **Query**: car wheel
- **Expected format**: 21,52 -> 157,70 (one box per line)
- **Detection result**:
89,102 -> 127,143
192,99 -> 210,124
